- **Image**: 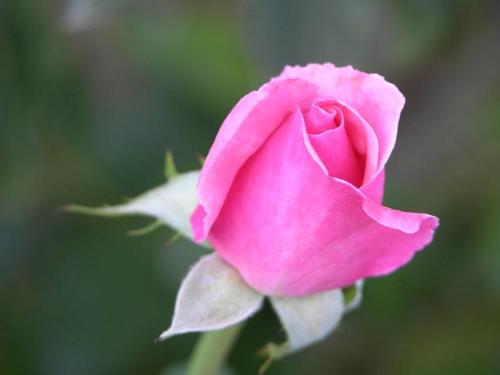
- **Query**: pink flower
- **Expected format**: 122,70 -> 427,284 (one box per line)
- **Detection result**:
191,63 -> 439,297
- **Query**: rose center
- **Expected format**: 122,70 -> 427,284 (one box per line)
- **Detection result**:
304,102 -> 344,134
303,100 -> 366,187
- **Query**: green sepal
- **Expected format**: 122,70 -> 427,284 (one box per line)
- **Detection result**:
164,150 -> 178,180
165,232 -> 182,246
342,284 -> 358,305
257,341 -> 289,374
127,220 -> 164,236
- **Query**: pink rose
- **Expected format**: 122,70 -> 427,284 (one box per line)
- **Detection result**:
191,63 -> 438,297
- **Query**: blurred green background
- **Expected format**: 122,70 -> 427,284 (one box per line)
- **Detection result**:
1,0 -> 499,374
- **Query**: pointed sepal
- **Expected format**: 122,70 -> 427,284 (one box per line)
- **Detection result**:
269,289 -> 344,354
158,254 -> 264,340
65,170 -> 200,240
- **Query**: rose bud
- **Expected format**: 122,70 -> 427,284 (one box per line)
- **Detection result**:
191,63 -> 439,297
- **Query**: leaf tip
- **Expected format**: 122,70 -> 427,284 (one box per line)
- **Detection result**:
62,204 -> 118,217
156,329 -> 173,342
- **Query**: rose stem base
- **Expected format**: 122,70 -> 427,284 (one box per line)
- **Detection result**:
186,322 -> 244,375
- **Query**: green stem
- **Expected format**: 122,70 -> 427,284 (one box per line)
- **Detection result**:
186,323 -> 244,375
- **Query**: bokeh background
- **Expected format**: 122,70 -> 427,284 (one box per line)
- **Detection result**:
1,0 -> 499,374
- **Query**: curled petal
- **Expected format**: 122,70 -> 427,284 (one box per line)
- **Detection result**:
276,63 -> 405,176
192,79 -> 319,242
361,171 -> 385,203
158,253 -> 264,340
304,99 -> 379,186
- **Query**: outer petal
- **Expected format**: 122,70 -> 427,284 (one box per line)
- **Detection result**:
276,63 -> 405,176
192,79 -> 319,242
158,253 -> 264,340
208,108 -> 438,296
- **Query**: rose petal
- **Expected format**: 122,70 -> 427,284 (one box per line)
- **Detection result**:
276,63 -> 405,177
360,170 -> 385,203
192,79 -> 319,242
66,171 -> 200,240
208,108 -> 438,296
303,101 -> 342,134
158,253 -> 264,340
270,289 -> 344,353
309,126 -> 362,184
305,99 -> 379,186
